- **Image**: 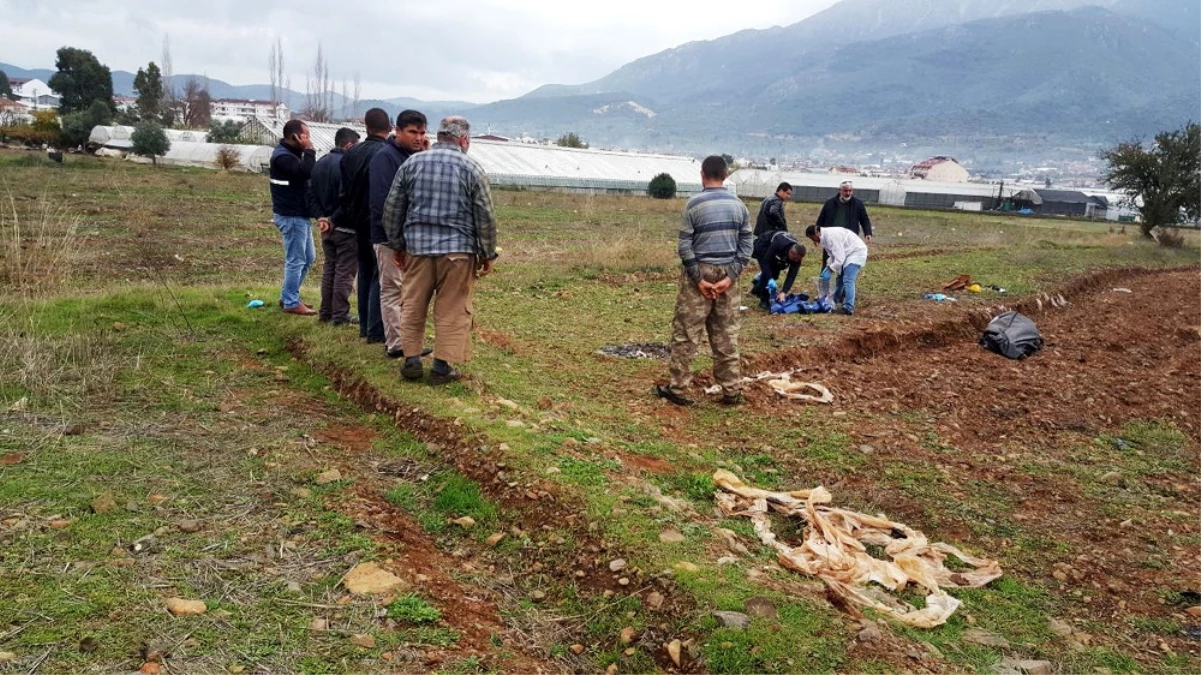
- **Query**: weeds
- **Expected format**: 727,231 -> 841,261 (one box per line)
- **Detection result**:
0,193 -> 83,296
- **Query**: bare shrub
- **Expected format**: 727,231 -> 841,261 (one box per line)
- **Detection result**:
215,144 -> 241,171
1153,226 -> 1185,248
0,194 -> 83,296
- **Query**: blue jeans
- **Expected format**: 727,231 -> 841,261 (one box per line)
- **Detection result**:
274,215 -> 315,309
833,263 -> 862,314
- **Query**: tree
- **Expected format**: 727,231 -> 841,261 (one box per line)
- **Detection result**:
269,38 -> 285,115
0,70 -> 12,101
48,47 -> 115,115
1101,122 -> 1200,238
555,132 -> 588,149
303,42 -> 333,122
160,34 -> 177,127
131,121 -> 170,166
133,62 -> 165,122
178,77 -> 212,128
208,119 -> 243,144
60,99 -> 114,148
647,173 -> 677,199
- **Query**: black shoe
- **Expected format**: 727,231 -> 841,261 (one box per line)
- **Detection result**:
388,346 -> 434,359
655,384 -> 693,407
401,360 -> 424,381
333,315 -> 359,326
719,393 -> 743,406
365,335 -> 386,344
429,368 -> 462,386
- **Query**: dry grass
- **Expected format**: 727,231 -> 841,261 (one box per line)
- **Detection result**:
571,232 -> 680,272
0,315 -> 122,409
0,193 -> 83,297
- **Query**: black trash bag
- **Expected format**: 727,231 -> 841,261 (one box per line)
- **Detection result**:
979,311 -> 1043,359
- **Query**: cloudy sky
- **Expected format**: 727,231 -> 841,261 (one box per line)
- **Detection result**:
0,0 -> 841,102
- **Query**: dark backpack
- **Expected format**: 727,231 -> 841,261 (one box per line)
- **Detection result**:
979,311 -> 1043,359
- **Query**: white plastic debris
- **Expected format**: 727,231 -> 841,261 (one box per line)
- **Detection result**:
713,470 -> 1003,628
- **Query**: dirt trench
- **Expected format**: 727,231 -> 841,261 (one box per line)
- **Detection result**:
284,340 -> 703,673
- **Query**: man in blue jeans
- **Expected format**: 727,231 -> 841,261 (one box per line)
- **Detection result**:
805,224 -> 867,315
268,119 -> 317,315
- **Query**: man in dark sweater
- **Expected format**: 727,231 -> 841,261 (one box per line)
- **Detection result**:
328,108 -> 391,342
368,110 -> 429,359
269,119 -> 317,315
753,182 -> 791,237
310,127 -> 360,324
750,231 -> 806,310
815,180 -> 873,242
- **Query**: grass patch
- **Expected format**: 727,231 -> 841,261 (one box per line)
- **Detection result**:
387,593 -> 443,624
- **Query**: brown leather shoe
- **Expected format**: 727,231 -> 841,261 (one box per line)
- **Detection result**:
282,304 -> 317,316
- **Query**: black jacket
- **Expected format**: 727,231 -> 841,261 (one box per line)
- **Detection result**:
368,141 -> 413,245
268,141 -> 316,218
754,194 -> 787,237
815,195 -> 872,237
329,135 -> 388,241
306,148 -> 346,219
754,231 -> 802,294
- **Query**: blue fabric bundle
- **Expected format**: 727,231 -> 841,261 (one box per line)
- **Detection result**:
770,293 -> 831,314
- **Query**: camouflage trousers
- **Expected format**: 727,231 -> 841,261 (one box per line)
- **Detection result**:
668,264 -> 742,396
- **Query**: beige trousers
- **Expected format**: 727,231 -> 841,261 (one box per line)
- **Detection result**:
373,244 -> 405,352
399,254 -> 477,364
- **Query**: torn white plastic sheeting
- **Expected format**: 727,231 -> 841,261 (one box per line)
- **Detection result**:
767,374 -> 834,403
702,370 -> 798,395
713,470 -> 1002,628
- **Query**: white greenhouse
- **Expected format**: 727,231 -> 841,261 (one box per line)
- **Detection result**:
242,118 -> 705,194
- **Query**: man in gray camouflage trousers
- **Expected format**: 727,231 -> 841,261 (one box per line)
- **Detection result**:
657,155 -> 753,406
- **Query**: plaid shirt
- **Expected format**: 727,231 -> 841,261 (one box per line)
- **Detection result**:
381,142 -> 498,259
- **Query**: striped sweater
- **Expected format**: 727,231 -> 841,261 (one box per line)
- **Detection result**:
678,187 -> 753,282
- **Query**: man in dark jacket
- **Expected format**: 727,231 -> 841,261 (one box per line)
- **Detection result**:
753,182 -> 791,237
815,180 -> 873,242
328,108 -> 391,342
750,230 -> 805,310
269,119 -> 317,315
369,109 -> 430,359
310,127 -> 360,325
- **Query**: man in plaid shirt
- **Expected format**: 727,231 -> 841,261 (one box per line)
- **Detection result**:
382,116 -> 498,385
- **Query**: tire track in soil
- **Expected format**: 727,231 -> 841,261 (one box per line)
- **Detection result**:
284,340 -> 704,674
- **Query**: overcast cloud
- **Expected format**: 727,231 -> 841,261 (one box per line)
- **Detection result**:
0,0 -> 840,102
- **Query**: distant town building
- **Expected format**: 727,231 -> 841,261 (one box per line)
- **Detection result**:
0,97 -> 34,124
114,95 -> 137,113
211,99 -> 290,124
829,165 -> 859,175
8,78 -> 60,109
909,156 -> 969,182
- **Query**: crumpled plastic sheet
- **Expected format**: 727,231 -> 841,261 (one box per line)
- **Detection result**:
703,371 -> 833,404
766,374 -> 833,403
713,470 -> 1003,627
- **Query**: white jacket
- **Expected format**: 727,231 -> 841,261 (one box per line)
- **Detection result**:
819,227 -> 868,273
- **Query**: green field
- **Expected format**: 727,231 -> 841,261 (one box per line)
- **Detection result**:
1,150 -> 1198,674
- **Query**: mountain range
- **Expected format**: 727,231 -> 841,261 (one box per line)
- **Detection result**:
3,0 -> 1197,157
468,0 -> 1199,152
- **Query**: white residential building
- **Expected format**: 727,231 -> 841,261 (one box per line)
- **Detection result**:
8,78 -> 60,109
211,99 -> 289,124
